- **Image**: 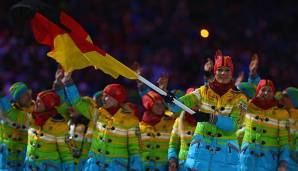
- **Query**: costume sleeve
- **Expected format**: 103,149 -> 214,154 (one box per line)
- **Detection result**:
168,118 -> 180,160
0,95 -> 12,113
214,95 -> 247,132
168,88 -> 201,113
64,83 -> 95,119
276,109 -> 290,163
248,74 -> 261,86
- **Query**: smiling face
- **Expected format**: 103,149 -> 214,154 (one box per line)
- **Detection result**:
256,86 -> 274,100
101,93 -> 119,109
215,66 -> 233,84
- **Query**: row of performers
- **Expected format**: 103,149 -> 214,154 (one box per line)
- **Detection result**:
0,52 -> 297,171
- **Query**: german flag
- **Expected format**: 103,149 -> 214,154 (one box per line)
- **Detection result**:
30,11 -> 137,79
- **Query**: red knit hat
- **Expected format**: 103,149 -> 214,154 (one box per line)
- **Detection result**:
142,91 -> 163,111
213,50 -> 234,75
37,90 -> 60,110
255,79 -> 276,96
103,84 -> 128,104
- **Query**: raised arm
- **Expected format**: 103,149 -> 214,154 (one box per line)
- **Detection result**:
62,72 -> 96,120
248,54 -> 261,86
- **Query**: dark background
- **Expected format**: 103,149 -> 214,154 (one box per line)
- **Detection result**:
0,0 -> 298,97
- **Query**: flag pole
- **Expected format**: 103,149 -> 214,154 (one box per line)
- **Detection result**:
137,75 -> 196,114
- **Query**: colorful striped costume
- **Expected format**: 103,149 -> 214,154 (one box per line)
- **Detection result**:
23,89 -> 74,171
65,84 -> 142,171
0,97 -> 30,171
168,115 -> 196,171
178,85 -> 247,171
288,108 -> 298,171
140,115 -> 175,171
67,121 -> 92,171
24,113 -> 75,171
240,101 -> 290,171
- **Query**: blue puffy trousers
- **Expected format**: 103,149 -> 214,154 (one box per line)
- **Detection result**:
287,151 -> 298,171
62,162 -> 75,171
74,158 -> 87,171
24,157 -> 75,171
0,144 -> 26,171
177,160 -> 188,171
185,134 -> 240,171
142,161 -> 167,171
240,142 -> 282,171
84,151 -> 133,171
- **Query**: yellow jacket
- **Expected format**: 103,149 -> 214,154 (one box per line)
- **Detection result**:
179,85 -> 247,137
139,115 -> 175,166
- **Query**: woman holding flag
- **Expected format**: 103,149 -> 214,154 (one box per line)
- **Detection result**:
166,50 -> 248,171
9,3 -> 253,171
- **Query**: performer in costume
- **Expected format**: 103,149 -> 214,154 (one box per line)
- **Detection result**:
0,82 -> 33,171
54,68 -> 93,171
132,62 -> 181,120
235,54 -> 261,147
167,50 -> 248,171
168,88 -> 197,171
240,80 -> 289,171
139,91 -> 175,171
63,73 -> 142,171
277,87 -> 298,171
24,90 -> 74,171
66,104 -> 92,171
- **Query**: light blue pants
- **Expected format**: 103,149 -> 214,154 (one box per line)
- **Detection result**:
75,158 -> 87,171
24,158 -> 75,171
142,161 -> 167,171
240,142 -> 280,171
0,144 -> 26,171
177,160 -> 188,171
185,134 -> 240,171
85,151 -> 143,171
84,152 -> 130,171
287,151 -> 298,171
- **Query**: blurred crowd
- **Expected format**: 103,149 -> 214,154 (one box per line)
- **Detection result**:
0,0 -> 298,97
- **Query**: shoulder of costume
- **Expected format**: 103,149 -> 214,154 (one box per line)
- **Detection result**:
198,85 -> 208,92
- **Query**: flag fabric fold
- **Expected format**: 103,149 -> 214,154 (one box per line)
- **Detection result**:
31,12 -> 137,79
